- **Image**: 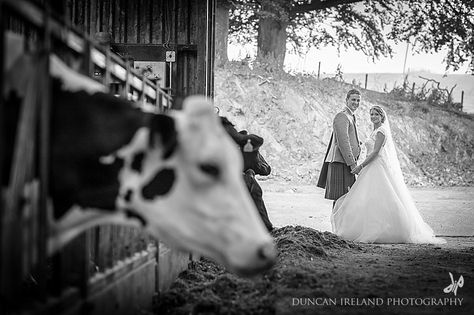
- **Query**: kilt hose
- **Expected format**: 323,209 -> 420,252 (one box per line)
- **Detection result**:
324,162 -> 356,200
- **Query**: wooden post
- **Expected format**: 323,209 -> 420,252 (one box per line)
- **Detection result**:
461,90 -> 464,107
122,57 -> 133,99
317,61 -> 321,79
364,74 -> 368,89
139,77 -> 146,105
412,82 -> 416,98
95,32 -> 112,88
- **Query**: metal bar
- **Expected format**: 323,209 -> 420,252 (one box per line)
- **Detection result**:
209,0 -> 215,99
155,82 -> 161,112
0,8 -> 6,295
205,0 -> 209,98
168,61 -> 172,96
36,4 -> 51,299
154,241 -> 160,294
204,0 -> 215,98
0,3 -> 12,306
38,2 -> 52,301
82,38 -> 93,76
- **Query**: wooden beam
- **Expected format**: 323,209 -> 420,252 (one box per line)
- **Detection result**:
111,43 -> 197,61
290,0 -> 363,16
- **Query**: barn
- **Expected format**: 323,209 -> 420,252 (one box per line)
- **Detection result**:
0,0 -> 223,314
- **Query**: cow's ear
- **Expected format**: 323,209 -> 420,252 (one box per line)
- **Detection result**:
150,114 -> 178,159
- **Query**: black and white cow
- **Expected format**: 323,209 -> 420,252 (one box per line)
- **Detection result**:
2,50 -> 276,276
220,117 -> 274,231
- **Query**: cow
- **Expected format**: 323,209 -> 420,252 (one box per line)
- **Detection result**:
220,117 -> 274,231
2,51 -> 276,277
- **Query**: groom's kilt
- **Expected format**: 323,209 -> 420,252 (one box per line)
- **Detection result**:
324,162 -> 355,200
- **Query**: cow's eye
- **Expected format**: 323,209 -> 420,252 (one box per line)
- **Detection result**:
199,163 -> 220,179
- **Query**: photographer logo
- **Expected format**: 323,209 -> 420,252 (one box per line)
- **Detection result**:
443,272 -> 464,296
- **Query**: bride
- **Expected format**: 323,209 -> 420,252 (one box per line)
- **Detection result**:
331,105 -> 445,244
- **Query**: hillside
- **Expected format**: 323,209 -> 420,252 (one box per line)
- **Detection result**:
214,62 -> 474,187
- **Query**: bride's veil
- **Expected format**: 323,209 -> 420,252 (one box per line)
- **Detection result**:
377,107 -> 404,183
372,106 -> 443,243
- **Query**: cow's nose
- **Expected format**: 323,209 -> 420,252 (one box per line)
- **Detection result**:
257,241 -> 277,264
231,241 -> 277,277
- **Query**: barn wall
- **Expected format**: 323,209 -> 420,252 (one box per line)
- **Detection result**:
1,1 -> 213,312
66,0 -> 215,104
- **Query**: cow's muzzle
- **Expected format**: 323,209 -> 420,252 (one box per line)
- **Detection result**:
233,241 -> 277,277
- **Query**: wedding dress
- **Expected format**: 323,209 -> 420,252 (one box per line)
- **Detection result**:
331,110 -> 445,244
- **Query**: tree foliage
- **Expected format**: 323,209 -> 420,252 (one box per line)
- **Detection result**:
388,0 -> 474,73
226,0 -> 473,72
230,0 -> 395,58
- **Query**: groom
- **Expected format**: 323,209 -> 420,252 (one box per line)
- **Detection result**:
318,89 -> 361,206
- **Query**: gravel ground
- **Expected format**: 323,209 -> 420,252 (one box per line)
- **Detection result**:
155,181 -> 474,315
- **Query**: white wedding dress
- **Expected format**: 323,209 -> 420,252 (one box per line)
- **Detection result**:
331,116 -> 445,244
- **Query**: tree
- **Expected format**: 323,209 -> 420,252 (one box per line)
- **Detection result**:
215,0 -> 232,66
389,0 -> 474,73
220,0 -> 473,72
227,0 -> 396,68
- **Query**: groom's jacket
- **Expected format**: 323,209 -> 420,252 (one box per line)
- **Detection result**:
325,110 -> 360,166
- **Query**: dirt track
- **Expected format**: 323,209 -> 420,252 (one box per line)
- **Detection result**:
156,182 -> 474,315
260,180 -> 474,236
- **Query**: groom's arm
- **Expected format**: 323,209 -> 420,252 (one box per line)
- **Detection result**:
334,113 -> 357,168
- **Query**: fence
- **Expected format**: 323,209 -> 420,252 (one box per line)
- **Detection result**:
0,0 -> 188,314
314,61 -> 469,110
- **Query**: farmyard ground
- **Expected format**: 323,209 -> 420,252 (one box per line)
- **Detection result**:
155,182 -> 474,315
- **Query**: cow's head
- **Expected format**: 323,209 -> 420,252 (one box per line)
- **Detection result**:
220,118 -> 271,176
107,96 -> 276,275
238,130 -> 272,176
3,49 -> 276,276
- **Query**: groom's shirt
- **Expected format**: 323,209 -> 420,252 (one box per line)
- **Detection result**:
325,109 -> 361,166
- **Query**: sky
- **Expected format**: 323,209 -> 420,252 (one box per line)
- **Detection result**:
285,44 -> 471,75
228,43 -> 471,75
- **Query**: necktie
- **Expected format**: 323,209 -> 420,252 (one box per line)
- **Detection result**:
353,114 -> 360,151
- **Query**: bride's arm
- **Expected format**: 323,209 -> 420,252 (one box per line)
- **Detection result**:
352,131 -> 385,174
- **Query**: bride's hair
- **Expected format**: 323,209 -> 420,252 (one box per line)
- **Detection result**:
370,105 -> 386,123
